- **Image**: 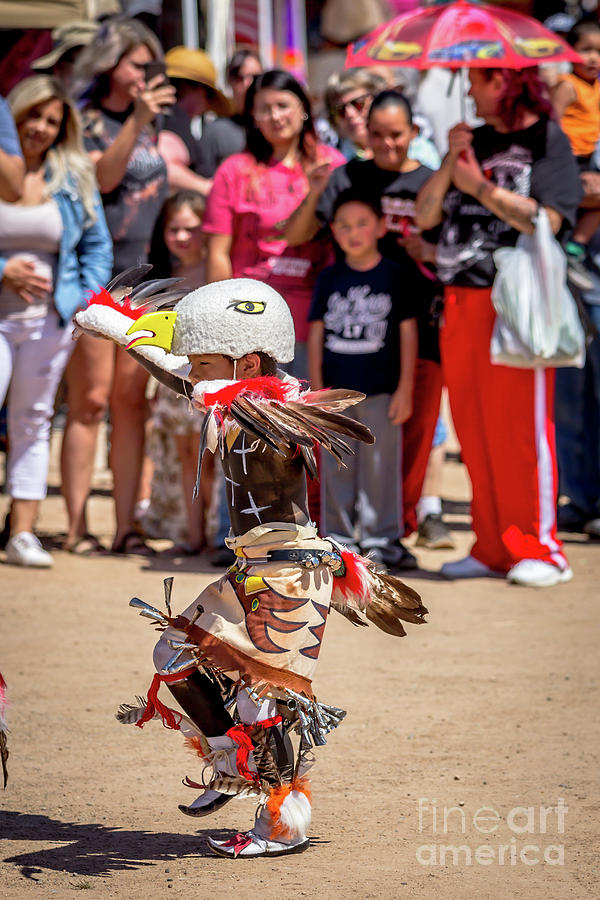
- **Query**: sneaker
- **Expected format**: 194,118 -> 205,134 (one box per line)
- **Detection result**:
210,546 -> 236,568
506,560 -> 573,587
556,505 -> 586,533
6,531 -> 53,568
583,518 -> 600,539
208,830 -> 310,858
566,246 -> 594,291
440,555 -> 503,579
365,540 -> 418,571
416,514 -> 456,550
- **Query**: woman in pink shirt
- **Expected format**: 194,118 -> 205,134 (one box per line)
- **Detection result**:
204,70 -> 344,378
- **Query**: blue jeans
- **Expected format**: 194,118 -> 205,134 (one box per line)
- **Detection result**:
555,302 -> 600,523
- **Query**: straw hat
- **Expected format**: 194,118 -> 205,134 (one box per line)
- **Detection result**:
165,47 -> 231,116
32,21 -> 99,70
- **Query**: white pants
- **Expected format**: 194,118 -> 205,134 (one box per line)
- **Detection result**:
0,311 -> 74,500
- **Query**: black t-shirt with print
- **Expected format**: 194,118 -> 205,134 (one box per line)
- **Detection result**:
83,106 -> 168,273
308,257 -> 418,396
317,159 -> 441,362
436,116 -> 582,288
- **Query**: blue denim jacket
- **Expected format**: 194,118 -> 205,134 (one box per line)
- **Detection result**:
0,177 -> 113,325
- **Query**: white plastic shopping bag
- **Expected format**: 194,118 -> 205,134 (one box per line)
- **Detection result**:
490,208 -> 585,368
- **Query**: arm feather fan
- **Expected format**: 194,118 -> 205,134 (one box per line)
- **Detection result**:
330,549 -> 428,637
192,378 -> 376,468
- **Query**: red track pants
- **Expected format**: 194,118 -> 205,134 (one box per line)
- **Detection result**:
402,357 -> 444,536
441,286 -> 568,573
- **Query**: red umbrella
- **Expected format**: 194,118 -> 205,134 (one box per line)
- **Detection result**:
345,0 -> 582,70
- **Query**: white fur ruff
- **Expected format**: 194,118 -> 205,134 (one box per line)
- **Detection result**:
277,791 -> 312,840
191,379 -> 238,407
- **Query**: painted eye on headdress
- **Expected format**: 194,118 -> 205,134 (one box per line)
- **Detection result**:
230,300 -> 266,315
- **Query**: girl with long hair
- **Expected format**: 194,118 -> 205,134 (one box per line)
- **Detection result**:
0,75 -> 112,567
144,191 -> 213,554
61,17 -> 175,556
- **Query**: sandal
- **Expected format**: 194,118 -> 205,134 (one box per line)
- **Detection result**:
64,533 -> 108,556
111,531 -> 157,557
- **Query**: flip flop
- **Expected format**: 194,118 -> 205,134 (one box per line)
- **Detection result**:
111,531 -> 157,557
64,533 -> 108,556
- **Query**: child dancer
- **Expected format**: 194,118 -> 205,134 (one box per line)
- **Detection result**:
75,273 -> 427,858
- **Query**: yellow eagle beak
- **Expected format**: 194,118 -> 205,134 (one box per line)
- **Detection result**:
125,311 -> 177,351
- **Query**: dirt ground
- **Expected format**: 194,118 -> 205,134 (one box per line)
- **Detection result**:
0,431 -> 598,900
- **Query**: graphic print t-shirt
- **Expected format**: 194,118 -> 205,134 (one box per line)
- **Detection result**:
309,258 -> 417,395
316,159 -> 441,361
83,106 -> 168,272
436,117 -> 582,288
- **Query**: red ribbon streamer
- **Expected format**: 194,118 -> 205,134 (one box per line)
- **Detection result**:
226,715 -> 283,783
135,668 -> 196,730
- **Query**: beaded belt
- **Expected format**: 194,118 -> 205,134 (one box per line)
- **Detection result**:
234,547 -> 345,573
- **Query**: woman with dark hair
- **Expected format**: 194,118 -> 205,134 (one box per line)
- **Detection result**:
416,67 -> 582,587
195,49 -> 263,178
61,17 -> 175,556
204,69 -> 345,378
285,89 -> 447,568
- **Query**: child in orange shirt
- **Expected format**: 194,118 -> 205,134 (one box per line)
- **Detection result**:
553,20 -> 600,288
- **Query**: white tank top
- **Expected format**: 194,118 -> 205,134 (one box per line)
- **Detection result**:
0,199 -> 62,320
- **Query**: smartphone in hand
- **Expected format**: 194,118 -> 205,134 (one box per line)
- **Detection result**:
142,60 -> 172,126
143,59 -> 167,84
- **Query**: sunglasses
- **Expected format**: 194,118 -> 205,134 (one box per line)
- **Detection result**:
333,93 -> 372,120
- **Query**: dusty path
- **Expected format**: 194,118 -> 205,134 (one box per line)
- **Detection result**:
0,445 -> 598,899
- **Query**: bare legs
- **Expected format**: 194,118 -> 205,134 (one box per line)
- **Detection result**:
61,338 -> 150,550
61,334 -> 112,547
420,443 -> 445,500
10,498 -> 40,536
109,346 -> 149,549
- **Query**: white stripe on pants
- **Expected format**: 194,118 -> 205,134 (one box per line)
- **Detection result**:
0,311 -> 74,500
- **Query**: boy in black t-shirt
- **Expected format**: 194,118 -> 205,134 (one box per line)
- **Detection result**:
308,191 -> 418,569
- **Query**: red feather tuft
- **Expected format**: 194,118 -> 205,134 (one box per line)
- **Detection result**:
333,550 -> 370,603
203,376 -> 294,410
85,286 -> 145,320
183,734 -> 208,759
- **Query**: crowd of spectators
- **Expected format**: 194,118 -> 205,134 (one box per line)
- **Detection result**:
0,10 -> 599,590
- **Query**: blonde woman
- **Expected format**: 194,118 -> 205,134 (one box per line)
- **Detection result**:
61,18 -> 174,556
0,75 -> 112,567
